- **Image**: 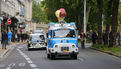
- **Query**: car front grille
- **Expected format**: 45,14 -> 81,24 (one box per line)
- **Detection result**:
32,43 -> 37,45
61,47 -> 69,51
39,43 -> 44,45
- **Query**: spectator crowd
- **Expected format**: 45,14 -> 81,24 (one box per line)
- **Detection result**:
1,30 -> 29,49
80,30 -> 121,48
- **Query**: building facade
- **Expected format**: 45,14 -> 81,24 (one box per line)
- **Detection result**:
0,0 -> 26,33
24,0 -> 33,32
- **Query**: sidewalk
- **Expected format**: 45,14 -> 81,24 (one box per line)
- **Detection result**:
0,42 -> 21,58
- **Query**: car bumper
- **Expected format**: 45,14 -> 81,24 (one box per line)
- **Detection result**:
28,45 -> 46,49
50,51 -> 79,56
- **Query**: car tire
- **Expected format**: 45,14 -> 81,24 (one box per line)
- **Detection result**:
50,54 -> 55,60
28,44 -> 31,51
47,54 -> 50,59
71,54 -> 77,59
28,47 -> 31,51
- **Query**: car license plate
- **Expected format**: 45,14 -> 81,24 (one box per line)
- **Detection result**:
63,50 -> 68,53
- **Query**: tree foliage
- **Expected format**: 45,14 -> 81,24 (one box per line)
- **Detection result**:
39,0 -> 120,47
32,0 -> 48,23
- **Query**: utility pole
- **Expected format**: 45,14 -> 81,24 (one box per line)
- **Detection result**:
0,1 -> 2,42
84,0 -> 86,34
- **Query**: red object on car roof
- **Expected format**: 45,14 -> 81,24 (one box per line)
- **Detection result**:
59,8 -> 66,17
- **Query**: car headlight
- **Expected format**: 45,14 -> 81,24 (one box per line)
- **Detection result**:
72,45 -> 75,48
55,45 -> 58,48
28,41 -> 31,44
45,40 -> 47,43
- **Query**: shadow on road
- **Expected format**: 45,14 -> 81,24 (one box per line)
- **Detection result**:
27,48 -> 46,51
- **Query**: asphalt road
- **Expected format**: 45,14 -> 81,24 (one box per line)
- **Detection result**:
0,44 -> 121,69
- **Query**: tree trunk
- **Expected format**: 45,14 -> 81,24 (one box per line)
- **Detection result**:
97,0 -> 103,44
86,6 -> 91,25
109,0 -> 120,47
105,0 -> 113,45
75,0 -> 83,34
105,24 -> 110,45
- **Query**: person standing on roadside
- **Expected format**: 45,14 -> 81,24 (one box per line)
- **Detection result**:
17,32 -> 20,42
2,30 -> 8,49
80,30 -> 86,49
87,30 -> 93,43
116,30 -> 120,46
15,33 -> 18,42
92,31 -> 98,44
8,30 -> 12,45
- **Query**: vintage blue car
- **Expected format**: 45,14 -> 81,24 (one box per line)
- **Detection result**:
46,22 -> 79,59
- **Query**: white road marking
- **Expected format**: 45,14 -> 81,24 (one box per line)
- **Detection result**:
25,58 -> 31,61
30,64 -> 37,68
6,67 -> 11,69
19,63 -> 26,67
33,68 -> 40,69
18,47 -> 23,49
78,57 -> 84,62
9,63 -> 15,67
17,49 -> 38,68
27,60 -> 33,63
0,64 -> 5,67
17,49 -> 19,51
23,55 -> 29,58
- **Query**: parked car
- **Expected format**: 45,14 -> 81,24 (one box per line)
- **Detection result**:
27,33 -> 46,50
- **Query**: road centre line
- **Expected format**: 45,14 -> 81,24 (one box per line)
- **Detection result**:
30,64 -> 37,68
33,68 -> 40,69
6,67 -> 11,69
25,57 -> 31,61
17,49 -> 38,68
19,63 -> 26,66
27,60 -> 33,63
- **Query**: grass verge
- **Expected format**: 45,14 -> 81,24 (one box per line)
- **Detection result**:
92,44 -> 121,56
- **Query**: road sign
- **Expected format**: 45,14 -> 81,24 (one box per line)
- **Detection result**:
7,19 -> 12,24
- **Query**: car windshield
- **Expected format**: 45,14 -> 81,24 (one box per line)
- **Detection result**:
31,35 -> 45,40
53,29 -> 76,38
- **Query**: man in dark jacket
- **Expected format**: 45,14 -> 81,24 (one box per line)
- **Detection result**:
92,31 -> 98,44
80,30 -> 86,49
2,30 -> 8,49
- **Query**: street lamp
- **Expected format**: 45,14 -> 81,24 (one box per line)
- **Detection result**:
84,0 -> 86,34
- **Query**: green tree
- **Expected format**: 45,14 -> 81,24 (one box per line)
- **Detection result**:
103,0 -> 113,45
109,0 -> 120,47
96,0 -> 103,44
32,0 -> 48,23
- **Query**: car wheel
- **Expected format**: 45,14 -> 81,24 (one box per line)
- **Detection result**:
28,44 -> 31,51
50,54 -> 55,60
28,48 -> 31,51
71,54 -> 77,59
47,54 -> 50,59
